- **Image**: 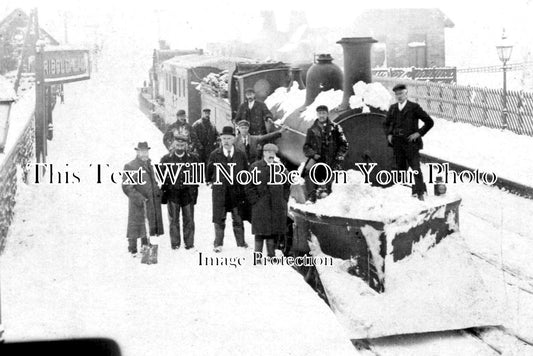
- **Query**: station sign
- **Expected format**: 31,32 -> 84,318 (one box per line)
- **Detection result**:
43,49 -> 91,84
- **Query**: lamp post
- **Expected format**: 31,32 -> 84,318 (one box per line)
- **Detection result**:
496,29 -> 513,130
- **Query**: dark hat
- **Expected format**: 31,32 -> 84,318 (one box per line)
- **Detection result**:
237,120 -> 250,127
316,105 -> 329,112
244,88 -> 255,94
176,109 -> 186,116
134,142 -> 150,150
220,126 -> 235,136
392,84 -> 407,92
173,134 -> 188,142
262,143 -> 278,153
202,108 -> 211,112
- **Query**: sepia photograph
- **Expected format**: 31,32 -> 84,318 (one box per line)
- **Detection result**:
0,0 -> 532,355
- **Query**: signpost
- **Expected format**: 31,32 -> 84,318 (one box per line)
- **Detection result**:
33,9 -> 91,163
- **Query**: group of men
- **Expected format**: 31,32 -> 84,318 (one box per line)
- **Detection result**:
122,83 -> 434,257
122,88 -> 292,258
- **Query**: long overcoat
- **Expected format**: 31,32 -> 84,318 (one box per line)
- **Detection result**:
245,159 -> 290,235
383,100 -> 434,149
122,157 -> 164,238
234,100 -> 273,135
206,147 -> 249,224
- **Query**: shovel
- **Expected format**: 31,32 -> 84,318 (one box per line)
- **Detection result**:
141,203 -> 158,265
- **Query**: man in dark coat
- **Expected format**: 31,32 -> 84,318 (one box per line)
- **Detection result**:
159,135 -> 199,250
234,120 -> 284,164
303,105 -> 349,203
245,143 -> 290,259
191,108 -> 219,165
122,142 -> 164,255
234,88 -> 273,135
206,126 -> 249,252
163,110 -> 199,155
383,83 -> 434,200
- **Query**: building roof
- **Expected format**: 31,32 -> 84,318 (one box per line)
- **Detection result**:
163,54 -> 257,71
356,8 -> 454,28
0,8 -> 60,45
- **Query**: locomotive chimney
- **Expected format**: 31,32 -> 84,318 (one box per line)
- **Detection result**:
337,37 -> 377,109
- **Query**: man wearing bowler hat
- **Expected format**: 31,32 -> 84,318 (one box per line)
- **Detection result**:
245,143 -> 290,260
206,126 -> 249,252
163,109 -> 199,155
383,83 -> 434,200
192,108 -> 219,165
234,88 -> 273,135
160,134 -> 199,250
122,142 -> 164,256
303,105 -> 348,204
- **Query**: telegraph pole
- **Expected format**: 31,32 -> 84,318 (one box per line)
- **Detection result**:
34,8 -> 47,163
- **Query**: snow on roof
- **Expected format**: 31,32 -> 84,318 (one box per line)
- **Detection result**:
408,41 -> 426,48
0,75 -> 16,101
163,54 -> 257,70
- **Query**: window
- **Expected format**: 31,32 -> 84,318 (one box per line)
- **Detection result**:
172,76 -> 177,95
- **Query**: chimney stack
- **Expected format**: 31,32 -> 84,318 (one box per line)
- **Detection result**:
337,37 -> 377,109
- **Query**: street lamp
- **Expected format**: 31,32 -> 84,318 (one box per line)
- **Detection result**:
0,76 -> 16,153
496,29 -> 513,129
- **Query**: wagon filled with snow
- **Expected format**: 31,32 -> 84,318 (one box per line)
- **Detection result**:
288,172 -> 502,339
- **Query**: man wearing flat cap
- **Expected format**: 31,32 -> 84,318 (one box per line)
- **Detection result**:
245,143 -> 290,260
159,134 -> 199,250
303,105 -> 348,203
234,88 -> 273,135
192,108 -> 219,165
234,119 -> 286,165
122,142 -> 164,256
206,126 -> 249,252
384,83 -> 434,200
163,110 -> 200,156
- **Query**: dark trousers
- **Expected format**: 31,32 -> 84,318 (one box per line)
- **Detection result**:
128,237 -> 148,253
168,201 -> 195,248
304,161 -> 333,200
214,207 -> 245,247
255,235 -> 276,257
392,136 -> 426,195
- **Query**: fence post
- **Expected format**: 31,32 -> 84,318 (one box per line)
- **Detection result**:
518,90 -> 525,134
453,86 -> 458,122
481,89 -> 488,126
432,66 -> 437,82
438,83 -> 443,117
467,85 -> 473,122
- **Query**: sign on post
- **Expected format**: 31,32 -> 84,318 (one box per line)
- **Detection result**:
43,48 -> 91,84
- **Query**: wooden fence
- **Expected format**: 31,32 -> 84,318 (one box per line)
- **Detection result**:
457,61 -> 533,73
372,67 -> 457,84
375,77 -> 533,136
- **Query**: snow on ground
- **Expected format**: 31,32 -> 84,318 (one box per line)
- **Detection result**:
424,117 -> 533,186
0,87 -> 34,160
0,57 -> 357,355
309,234 -> 501,353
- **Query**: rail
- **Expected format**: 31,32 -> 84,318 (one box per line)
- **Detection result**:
375,77 -> 533,136
457,61 -> 533,73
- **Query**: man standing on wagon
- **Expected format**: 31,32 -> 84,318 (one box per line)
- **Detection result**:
383,83 -> 434,200
234,88 -> 273,135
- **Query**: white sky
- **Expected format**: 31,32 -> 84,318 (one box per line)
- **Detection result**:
2,0 -> 532,67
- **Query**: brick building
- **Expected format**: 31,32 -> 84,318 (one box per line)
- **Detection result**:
354,8 -> 454,68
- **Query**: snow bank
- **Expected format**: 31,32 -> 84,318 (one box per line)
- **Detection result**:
291,170 -> 460,222
0,75 -> 16,101
349,81 -> 392,111
309,233 -> 503,339
264,81 -> 305,124
426,117 -> 533,187
265,81 -> 391,124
